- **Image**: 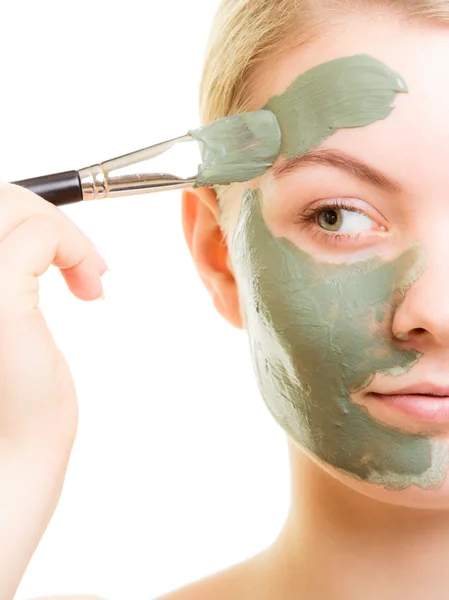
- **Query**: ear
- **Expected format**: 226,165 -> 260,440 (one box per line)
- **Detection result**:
181,186 -> 243,329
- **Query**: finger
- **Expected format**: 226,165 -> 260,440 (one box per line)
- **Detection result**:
0,183 -> 106,298
0,183 -> 92,250
0,214 -> 104,310
0,182 -> 107,271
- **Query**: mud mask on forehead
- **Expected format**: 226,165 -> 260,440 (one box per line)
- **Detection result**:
192,54 -> 407,186
220,54 -> 448,489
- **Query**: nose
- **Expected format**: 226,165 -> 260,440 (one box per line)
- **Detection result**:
392,239 -> 449,347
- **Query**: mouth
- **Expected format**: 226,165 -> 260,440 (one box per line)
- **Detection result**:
366,384 -> 449,423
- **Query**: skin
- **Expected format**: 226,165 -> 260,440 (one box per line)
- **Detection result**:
232,188 -> 449,490
183,15 -> 449,512
30,9 -> 449,600
192,57 -> 434,492
176,11 -> 449,600
191,54 -> 406,186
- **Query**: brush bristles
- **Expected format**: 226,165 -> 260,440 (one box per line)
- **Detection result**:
189,110 -> 281,187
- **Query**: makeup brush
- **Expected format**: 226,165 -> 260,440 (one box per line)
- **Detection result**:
11,111 -> 281,206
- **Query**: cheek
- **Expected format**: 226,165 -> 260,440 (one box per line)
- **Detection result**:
232,188 -> 448,492
243,263 -> 446,492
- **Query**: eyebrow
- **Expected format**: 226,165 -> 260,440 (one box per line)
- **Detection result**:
270,148 -> 402,194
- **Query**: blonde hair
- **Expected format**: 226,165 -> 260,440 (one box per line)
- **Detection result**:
200,0 -> 449,126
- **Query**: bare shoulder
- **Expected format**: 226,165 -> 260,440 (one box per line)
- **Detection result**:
27,596 -> 106,600
155,552 -> 273,600
26,552 -> 276,600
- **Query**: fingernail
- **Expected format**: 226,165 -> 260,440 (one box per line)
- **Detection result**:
98,279 -> 106,300
91,243 -> 109,272
99,256 -> 109,273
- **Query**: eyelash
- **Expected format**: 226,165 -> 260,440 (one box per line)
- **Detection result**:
294,198 -> 368,245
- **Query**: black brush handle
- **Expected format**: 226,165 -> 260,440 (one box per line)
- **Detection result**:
12,170 -> 83,206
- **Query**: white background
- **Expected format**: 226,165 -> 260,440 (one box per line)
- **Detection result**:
0,2 -> 290,599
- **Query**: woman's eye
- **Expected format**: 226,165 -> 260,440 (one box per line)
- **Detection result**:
317,208 -> 375,233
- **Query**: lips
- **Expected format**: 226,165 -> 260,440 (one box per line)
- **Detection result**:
374,383 -> 449,397
366,384 -> 449,423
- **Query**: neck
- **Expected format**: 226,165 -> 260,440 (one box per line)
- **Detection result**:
267,438 -> 449,600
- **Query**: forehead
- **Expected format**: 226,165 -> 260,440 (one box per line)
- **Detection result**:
250,15 -> 449,183
259,15 -> 449,102
223,16 -> 449,234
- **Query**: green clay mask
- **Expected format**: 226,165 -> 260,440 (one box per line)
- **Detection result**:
230,190 -> 448,490
264,53 -> 407,159
191,54 -> 407,186
191,111 -> 281,187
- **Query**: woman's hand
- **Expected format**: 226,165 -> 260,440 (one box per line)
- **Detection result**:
0,182 -> 107,600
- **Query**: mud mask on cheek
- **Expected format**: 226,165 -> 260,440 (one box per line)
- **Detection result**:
230,190 -> 449,490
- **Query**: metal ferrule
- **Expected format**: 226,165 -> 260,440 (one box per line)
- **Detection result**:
78,134 -> 196,200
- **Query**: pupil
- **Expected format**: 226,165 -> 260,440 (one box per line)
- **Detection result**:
324,210 -> 338,226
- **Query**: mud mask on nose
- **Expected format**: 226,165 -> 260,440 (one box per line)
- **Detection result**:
230,190 -> 448,490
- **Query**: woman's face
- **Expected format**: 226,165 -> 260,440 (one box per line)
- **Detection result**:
191,13 -> 449,508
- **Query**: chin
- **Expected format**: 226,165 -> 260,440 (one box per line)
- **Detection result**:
288,436 -> 449,510
320,449 -> 449,510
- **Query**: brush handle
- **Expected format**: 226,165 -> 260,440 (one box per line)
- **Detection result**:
12,171 -> 83,206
